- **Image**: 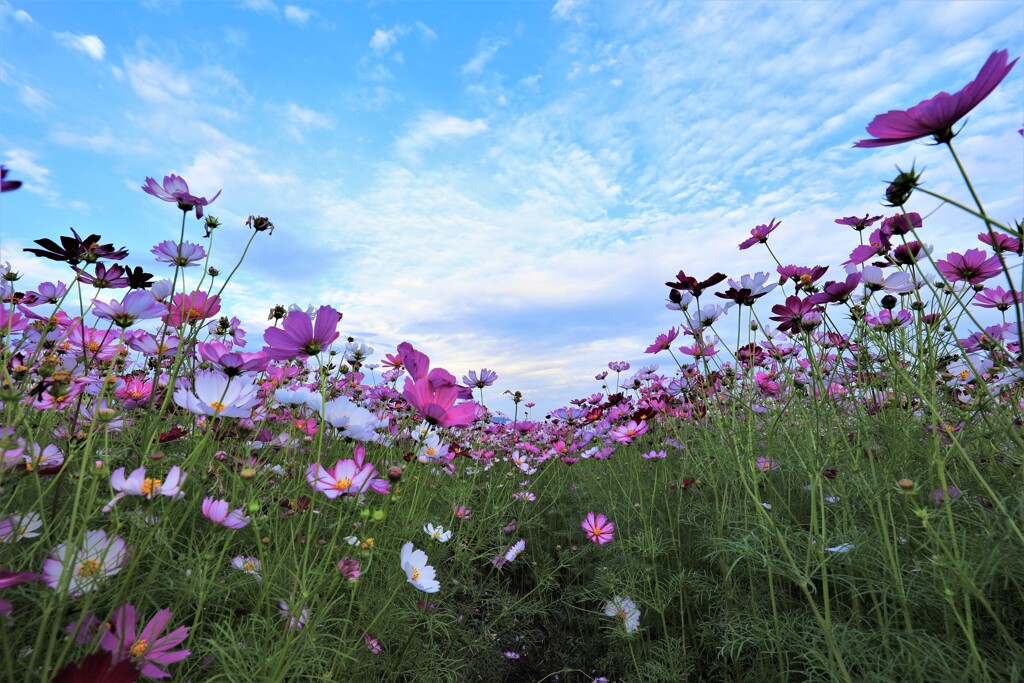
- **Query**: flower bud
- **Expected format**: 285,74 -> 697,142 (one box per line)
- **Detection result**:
387,466 -> 403,482
240,466 -> 257,480
881,294 -> 898,310
898,478 -> 915,491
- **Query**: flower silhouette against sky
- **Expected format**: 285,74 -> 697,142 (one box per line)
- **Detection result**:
855,49 -> 1018,147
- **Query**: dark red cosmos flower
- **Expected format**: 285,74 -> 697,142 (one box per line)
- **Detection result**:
24,229 -> 128,265
1,166 -> 22,192
770,295 -> 823,333
665,270 -> 727,298
50,653 -> 140,683
855,49 -> 1018,148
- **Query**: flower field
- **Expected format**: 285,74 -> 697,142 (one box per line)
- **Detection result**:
1,50 -> 1022,682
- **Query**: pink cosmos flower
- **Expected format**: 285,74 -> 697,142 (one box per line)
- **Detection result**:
973,285 -> 1022,311
645,327 -> 679,354
263,305 -> 341,361
43,529 -> 129,596
364,634 -> 383,654
306,458 -> 377,498
855,49 -> 1018,147
195,341 -> 270,377
173,371 -> 260,418
338,558 -> 361,581
935,248 -> 1003,285
164,290 -> 221,327
756,456 -> 780,472
142,174 -> 221,218
100,603 -> 190,679
201,497 -> 250,529
582,512 -> 615,545
608,420 -> 648,444
403,377 -> 482,427
738,218 -> 780,250
641,450 -> 667,460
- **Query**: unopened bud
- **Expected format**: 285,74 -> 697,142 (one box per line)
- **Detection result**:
898,479 -> 915,491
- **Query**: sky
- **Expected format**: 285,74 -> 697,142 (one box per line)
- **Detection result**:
1,0 -> 1022,416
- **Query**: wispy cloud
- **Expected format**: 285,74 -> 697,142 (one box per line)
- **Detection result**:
396,112 -> 489,158
462,37 -> 509,75
284,5 -> 313,25
283,102 -> 331,140
53,32 -> 105,61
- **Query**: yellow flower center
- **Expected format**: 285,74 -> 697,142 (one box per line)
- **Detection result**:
959,370 -> 970,381
130,639 -> 149,657
411,566 -> 421,581
87,342 -> 100,353
426,447 -> 436,456
140,478 -> 161,496
616,607 -> 628,619
209,401 -> 226,413
243,561 -> 255,571
333,477 -> 352,491
432,531 -> 441,539
77,559 -> 101,578
799,274 -> 812,284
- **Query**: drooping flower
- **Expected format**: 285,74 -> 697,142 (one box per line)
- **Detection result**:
400,541 -> 440,593
581,512 -> 615,545
603,595 -> 640,633
201,497 -> 250,529
262,305 -> 341,361
855,49 -> 1018,147
100,603 -> 191,679
42,529 -> 129,596
142,174 -> 221,218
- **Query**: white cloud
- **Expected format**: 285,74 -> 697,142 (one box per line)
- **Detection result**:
396,112 -> 489,157
124,58 -> 191,103
370,28 -> 400,53
53,32 -> 105,61
284,5 -> 313,25
17,84 -> 51,110
552,0 -> 586,20
414,21 -> 437,43
284,103 -> 331,140
239,0 -> 276,13
0,2 -> 33,24
462,38 -> 508,75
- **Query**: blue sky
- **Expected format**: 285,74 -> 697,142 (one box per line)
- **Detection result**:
1,0 -> 1022,415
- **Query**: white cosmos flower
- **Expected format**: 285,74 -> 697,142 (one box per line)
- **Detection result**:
423,523 -> 452,543
401,542 -> 439,593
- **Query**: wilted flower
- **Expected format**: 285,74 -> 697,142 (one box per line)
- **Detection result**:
246,215 -> 275,234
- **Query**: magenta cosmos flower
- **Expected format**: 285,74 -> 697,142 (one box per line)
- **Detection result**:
582,512 -> 615,545
306,458 -> 377,498
92,290 -> 167,328
855,49 -> 1018,148
165,290 -> 221,327
43,529 -> 129,596
935,248 -> 1003,285
403,377 -> 482,427
263,305 -> 341,361
142,174 -> 221,218
738,218 -> 780,250
100,603 -> 190,679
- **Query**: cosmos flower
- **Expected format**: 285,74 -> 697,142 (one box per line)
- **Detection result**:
164,290 -> 221,327
603,596 -> 640,633
835,214 -> 882,232
0,512 -> 42,543
173,371 -> 259,418
581,512 -> 615,545
24,228 -> 128,265
201,497 -> 250,529
151,240 -> 207,268
462,369 -> 498,389
503,539 -> 526,563
608,420 -> 647,444
43,530 -> 129,597
756,456 -> 780,472
403,378 -> 482,428
338,558 -> 361,581
306,458 -> 377,498
0,166 -> 22,192
738,218 -> 780,250
92,290 -> 167,328
142,174 -> 221,218
973,285 -> 1022,311
935,248 -> 1003,285
855,49 -> 1018,148
645,327 -> 679,354
231,556 -> 262,582
100,603 -> 191,679
103,466 -> 185,512
424,523 -> 452,543
263,305 -> 341,361
400,542 -> 440,593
